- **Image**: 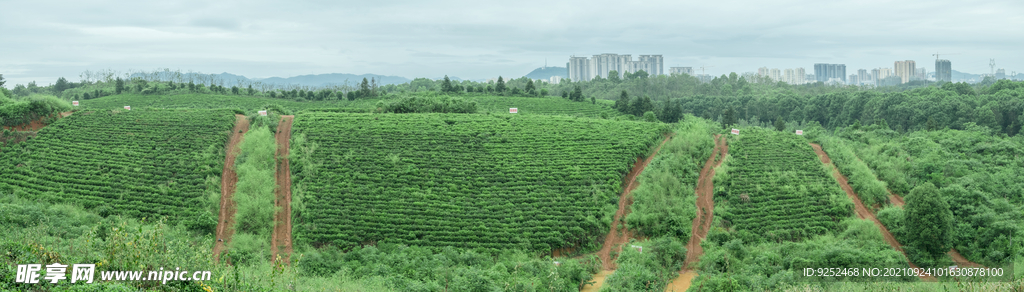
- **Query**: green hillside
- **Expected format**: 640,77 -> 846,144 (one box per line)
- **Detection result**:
290,113 -> 665,251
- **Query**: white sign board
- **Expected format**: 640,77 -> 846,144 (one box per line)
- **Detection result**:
731,129 -> 739,135
949,265 -> 958,270
72,101 -> 79,106
631,245 -> 642,253
258,110 -> 268,116
509,108 -> 518,114
796,130 -> 803,135
124,106 -> 131,110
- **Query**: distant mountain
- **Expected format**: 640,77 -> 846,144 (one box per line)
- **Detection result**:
256,73 -> 410,87
525,67 -> 568,80
951,70 -> 983,82
130,72 -> 411,88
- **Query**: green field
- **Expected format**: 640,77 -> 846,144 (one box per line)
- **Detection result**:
291,113 -> 665,251
75,93 -> 623,118
717,128 -> 851,240
0,109 -> 234,224
76,93 -> 368,112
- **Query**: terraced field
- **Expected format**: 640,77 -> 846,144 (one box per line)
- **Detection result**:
719,128 -> 851,240
0,109 -> 236,222
291,113 -> 665,251
78,93 -> 361,111
469,95 -> 620,117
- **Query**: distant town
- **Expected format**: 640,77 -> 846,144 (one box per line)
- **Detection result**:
528,53 -> 1021,86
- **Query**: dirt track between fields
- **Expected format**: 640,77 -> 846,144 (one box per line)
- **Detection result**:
810,143 -> 936,281
214,114 -> 249,263
596,134 -> 673,271
666,134 -> 726,291
270,115 -> 294,264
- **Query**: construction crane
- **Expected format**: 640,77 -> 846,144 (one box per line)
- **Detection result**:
697,65 -> 714,83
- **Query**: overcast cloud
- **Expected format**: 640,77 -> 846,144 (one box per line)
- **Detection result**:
2,0 -> 1022,86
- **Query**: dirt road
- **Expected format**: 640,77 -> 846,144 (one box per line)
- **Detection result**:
666,134 -> 726,291
214,114 -> 250,263
596,134 -> 672,270
270,115 -> 295,264
810,143 -> 935,281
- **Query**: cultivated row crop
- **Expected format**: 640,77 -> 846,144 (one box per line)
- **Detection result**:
292,113 -> 664,251
719,128 -> 850,241
0,109 -> 235,221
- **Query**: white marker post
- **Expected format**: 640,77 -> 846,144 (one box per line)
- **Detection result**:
631,245 -> 643,253
796,130 -> 803,135
124,106 -> 131,111
258,110 -> 268,116
509,108 -> 518,114
72,101 -> 79,106
731,128 -> 739,135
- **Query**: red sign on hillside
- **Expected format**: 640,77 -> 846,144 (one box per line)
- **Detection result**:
509,108 -> 518,113
731,129 -> 739,135
72,101 -> 79,106
124,106 -> 131,110
259,110 -> 268,116
796,130 -> 803,135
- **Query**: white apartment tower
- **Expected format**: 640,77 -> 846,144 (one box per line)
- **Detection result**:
894,60 -> 916,84
795,68 -> 805,84
567,54 -> 664,82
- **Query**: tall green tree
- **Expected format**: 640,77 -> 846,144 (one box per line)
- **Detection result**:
615,90 -> 629,112
659,100 -> 682,123
722,108 -> 735,129
524,79 -> 536,96
360,78 -> 371,98
630,96 -> 654,117
495,76 -> 506,93
904,183 -> 953,258
0,74 -> 5,88
571,85 -> 583,102
441,76 -> 453,93
774,117 -> 785,131
608,70 -> 621,82
54,77 -> 70,93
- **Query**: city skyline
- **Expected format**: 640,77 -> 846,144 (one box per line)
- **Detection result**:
2,0 -> 1022,86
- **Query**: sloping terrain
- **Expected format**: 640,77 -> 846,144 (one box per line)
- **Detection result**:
291,113 -> 665,251
0,109 -> 235,221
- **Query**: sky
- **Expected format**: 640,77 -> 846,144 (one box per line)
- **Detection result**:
2,0 -> 1023,86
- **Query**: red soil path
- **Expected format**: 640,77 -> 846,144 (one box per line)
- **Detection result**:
666,134 -> 727,292
597,134 -> 673,270
682,134 -> 726,270
213,114 -> 250,263
270,115 -> 294,264
810,143 -> 936,281
2,111 -> 74,131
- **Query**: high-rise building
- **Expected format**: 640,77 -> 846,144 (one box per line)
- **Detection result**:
549,76 -> 562,84
568,56 -> 590,82
795,68 -> 806,84
996,69 -> 1006,80
858,69 -> 868,85
758,67 -> 769,77
849,74 -> 859,85
670,67 -> 693,75
871,68 -> 880,85
784,69 -> 795,84
894,60 -> 916,84
916,68 -> 926,80
814,63 -> 847,83
935,59 -> 952,82
877,68 -> 893,80
567,54 -> 663,81
769,68 -> 781,82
